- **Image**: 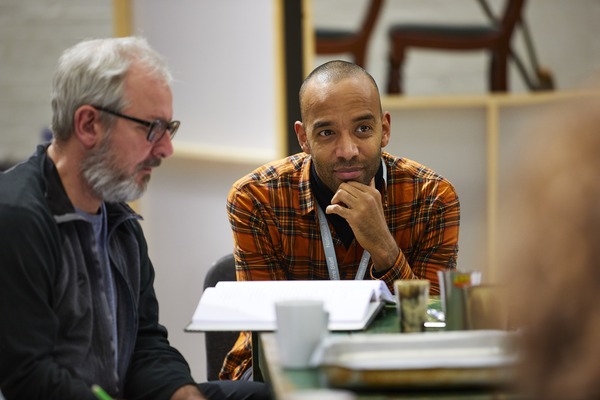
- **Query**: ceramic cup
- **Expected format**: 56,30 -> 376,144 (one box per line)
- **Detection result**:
275,299 -> 329,368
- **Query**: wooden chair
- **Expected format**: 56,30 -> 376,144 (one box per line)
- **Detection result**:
202,254 -> 238,381
315,0 -> 384,68
386,0 -> 526,94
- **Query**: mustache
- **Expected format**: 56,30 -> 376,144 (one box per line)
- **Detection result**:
139,157 -> 161,169
333,160 -> 361,169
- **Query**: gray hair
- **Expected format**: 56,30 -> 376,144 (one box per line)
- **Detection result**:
50,36 -> 172,141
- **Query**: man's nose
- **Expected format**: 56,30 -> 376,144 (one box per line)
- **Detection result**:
152,132 -> 174,159
335,132 -> 359,160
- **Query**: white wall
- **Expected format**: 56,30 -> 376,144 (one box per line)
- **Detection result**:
384,106 -> 488,273
0,0 -> 112,162
141,156 -> 265,382
131,0 -> 280,153
130,0 -> 283,381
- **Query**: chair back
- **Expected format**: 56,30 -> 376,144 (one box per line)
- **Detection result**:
387,0 -> 530,93
488,0 -> 526,43
315,0 -> 384,67
203,254 -> 239,381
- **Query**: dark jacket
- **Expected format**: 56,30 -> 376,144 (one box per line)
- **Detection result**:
0,145 -> 195,399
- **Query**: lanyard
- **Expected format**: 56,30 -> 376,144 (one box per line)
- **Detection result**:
316,159 -> 387,281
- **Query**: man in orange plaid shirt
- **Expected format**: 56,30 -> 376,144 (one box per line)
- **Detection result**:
221,60 -> 460,380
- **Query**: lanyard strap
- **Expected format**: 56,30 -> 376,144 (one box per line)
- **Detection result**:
316,159 -> 387,281
317,204 -> 371,280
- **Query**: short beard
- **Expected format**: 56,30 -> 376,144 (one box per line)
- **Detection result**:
81,135 -> 160,203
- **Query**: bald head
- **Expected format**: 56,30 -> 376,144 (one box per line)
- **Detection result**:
299,60 -> 382,121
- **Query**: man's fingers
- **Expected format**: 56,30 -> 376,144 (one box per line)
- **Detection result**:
339,180 -> 370,191
330,187 -> 355,206
325,203 -> 347,217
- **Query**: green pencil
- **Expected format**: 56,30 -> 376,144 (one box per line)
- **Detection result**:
91,384 -> 114,400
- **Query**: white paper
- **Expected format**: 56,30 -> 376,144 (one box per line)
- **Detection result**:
188,280 -> 392,331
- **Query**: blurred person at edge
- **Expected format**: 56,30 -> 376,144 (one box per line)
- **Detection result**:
0,37 -> 271,400
499,92 -> 600,400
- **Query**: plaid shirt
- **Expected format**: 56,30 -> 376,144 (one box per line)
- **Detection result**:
219,151 -> 460,380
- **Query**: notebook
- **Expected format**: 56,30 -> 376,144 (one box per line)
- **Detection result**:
186,280 -> 394,332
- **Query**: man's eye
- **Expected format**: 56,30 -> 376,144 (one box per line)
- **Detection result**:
356,125 -> 372,133
318,130 -> 334,137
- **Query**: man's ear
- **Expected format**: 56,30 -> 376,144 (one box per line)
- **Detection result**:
73,105 -> 102,148
294,121 -> 310,154
380,111 -> 391,148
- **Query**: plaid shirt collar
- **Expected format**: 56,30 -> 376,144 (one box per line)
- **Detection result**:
298,154 -> 315,216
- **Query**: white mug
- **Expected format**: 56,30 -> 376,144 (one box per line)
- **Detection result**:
275,299 -> 328,369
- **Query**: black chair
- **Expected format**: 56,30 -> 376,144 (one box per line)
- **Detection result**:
387,0 -> 528,94
315,0 -> 384,68
203,254 -> 239,381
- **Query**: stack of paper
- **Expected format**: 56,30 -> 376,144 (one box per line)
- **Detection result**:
316,330 -> 518,388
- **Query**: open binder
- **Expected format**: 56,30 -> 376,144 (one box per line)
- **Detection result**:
186,280 -> 394,332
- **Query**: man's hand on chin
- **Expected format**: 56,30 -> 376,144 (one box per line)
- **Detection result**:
326,179 -> 399,271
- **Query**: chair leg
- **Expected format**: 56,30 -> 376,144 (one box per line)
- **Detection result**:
354,45 -> 367,69
387,46 -> 406,94
490,49 -> 509,92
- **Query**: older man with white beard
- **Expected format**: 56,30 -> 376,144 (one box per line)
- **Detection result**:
0,37 -> 270,400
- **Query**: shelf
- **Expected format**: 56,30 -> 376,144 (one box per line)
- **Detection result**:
172,141 -> 278,165
381,90 -> 600,110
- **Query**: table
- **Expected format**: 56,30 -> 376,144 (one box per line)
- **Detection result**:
257,302 -> 520,399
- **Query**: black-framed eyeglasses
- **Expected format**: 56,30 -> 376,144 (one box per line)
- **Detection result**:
93,106 -> 180,144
